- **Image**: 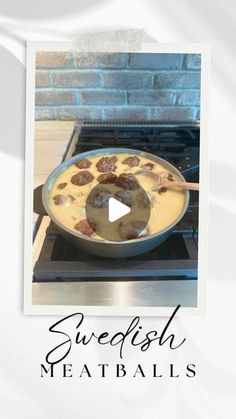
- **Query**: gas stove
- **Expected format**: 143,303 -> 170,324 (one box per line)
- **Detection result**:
33,120 -> 199,308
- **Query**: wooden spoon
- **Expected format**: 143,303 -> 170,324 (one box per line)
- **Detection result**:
135,169 -> 199,192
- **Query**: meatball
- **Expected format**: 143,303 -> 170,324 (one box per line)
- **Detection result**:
158,187 -> 167,195
52,194 -> 74,205
74,219 -> 96,237
122,156 -> 140,167
96,156 -> 117,173
71,170 -> 94,186
115,190 -> 133,207
141,162 -> 154,171
116,173 -> 140,190
87,187 -> 111,208
118,220 -> 149,241
57,182 -> 67,190
75,159 -> 92,169
167,173 -> 174,181
137,191 -> 150,209
97,172 -> 118,184
53,194 -> 65,205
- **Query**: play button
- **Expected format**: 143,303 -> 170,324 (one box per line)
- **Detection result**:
85,180 -> 151,242
108,197 -> 130,222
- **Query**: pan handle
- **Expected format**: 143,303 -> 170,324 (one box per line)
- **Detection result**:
33,185 -> 48,215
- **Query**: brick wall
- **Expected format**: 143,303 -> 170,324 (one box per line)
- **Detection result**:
35,52 -> 201,121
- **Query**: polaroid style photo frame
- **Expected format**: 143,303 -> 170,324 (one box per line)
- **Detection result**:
24,41 -> 210,316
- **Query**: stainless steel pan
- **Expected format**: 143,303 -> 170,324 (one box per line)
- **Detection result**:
41,148 -> 189,258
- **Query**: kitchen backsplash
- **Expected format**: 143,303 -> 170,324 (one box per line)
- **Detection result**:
35,52 -> 201,121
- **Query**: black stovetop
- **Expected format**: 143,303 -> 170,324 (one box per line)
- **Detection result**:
33,121 -> 199,282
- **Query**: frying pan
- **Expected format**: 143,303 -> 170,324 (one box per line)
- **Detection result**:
36,148 -> 189,258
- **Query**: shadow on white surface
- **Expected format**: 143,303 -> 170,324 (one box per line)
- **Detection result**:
209,161 -> 236,279
0,46 -> 25,158
0,0 -> 106,19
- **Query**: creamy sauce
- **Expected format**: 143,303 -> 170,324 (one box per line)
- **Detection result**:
48,153 -> 186,241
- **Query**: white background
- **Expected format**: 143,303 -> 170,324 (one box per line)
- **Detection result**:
0,1 -> 236,418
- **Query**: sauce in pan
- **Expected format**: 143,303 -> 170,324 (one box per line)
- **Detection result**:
48,153 -> 186,241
